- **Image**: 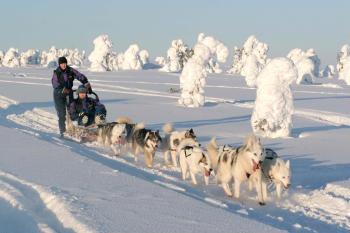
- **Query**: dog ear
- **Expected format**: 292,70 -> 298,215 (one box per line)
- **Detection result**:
286,160 -> 290,168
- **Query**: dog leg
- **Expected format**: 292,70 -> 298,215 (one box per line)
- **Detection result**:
145,151 -> 153,168
164,150 -> 170,165
190,171 -> 197,185
248,177 -> 253,191
234,180 -> 241,199
255,176 -> 265,205
276,182 -> 282,199
204,175 -> 209,186
222,183 -> 233,197
262,180 -> 268,201
171,150 -> 178,167
179,156 -> 188,181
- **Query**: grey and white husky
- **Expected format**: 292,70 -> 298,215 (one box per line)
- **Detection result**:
129,124 -> 162,168
207,135 -> 266,205
97,117 -> 135,156
161,123 -> 197,167
249,148 -> 291,200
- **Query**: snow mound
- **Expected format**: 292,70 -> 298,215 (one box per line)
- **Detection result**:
0,95 -> 18,109
7,108 -> 58,133
283,179 -> 350,230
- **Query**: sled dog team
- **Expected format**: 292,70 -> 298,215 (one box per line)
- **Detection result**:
96,118 -> 291,205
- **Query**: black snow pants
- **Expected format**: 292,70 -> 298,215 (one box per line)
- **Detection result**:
53,88 -> 73,134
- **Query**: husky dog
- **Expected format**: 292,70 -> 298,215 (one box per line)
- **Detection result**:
178,138 -> 212,185
207,135 -> 266,205
97,117 -> 135,156
249,148 -> 291,199
161,123 -> 197,167
130,124 -> 162,168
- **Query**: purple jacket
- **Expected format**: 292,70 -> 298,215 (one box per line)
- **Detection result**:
51,66 -> 88,89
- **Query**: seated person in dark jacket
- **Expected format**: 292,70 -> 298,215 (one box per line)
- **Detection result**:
69,85 -> 107,126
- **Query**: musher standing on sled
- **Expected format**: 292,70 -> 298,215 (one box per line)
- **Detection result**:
52,56 -> 92,138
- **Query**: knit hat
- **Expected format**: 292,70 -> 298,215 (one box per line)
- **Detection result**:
76,84 -> 87,94
58,56 -> 68,65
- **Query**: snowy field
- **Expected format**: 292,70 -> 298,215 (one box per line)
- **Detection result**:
0,66 -> 350,233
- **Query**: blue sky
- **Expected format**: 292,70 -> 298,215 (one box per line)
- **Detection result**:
1,0 -> 349,65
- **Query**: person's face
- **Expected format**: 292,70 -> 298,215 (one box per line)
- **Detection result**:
79,92 -> 87,99
59,63 -> 67,70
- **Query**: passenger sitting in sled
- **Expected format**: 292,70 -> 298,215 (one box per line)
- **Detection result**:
69,85 -> 107,127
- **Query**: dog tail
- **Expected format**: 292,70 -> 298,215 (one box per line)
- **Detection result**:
162,123 -> 174,135
134,122 -> 145,131
207,137 -> 219,170
116,116 -> 133,124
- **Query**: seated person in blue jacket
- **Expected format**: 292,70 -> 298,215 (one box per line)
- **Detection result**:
69,85 -> 107,126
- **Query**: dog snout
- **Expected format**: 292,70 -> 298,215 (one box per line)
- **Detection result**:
285,183 -> 290,189
259,160 -> 263,164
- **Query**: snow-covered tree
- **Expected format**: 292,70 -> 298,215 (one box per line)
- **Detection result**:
0,50 -> 4,66
45,46 -> 59,68
155,56 -> 166,67
20,49 -> 40,66
336,44 -> 350,73
139,49 -> 150,66
160,39 -> 193,72
121,44 -> 143,70
88,34 -> 114,72
2,48 -> 20,68
251,57 -> 298,138
228,35 -> 269,87
178,33 -> 229,107
338,57 -> 350,85
321,65 -> 336,78
287,48 -> 321,84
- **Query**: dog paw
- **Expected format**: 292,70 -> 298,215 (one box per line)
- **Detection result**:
259,202 -> 266,206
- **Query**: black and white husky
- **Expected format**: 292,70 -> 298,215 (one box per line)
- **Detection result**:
97,117 -> 135,156
161,123 -> 197,167
207,135 -> 266,205
130,124 -> 162,168
248,148 -> 291,200
178,138 -> 212,185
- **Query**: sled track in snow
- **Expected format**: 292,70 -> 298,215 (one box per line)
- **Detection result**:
0,171 -> 95,233
3,106 -> 349,232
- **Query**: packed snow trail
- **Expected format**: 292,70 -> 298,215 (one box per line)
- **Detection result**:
0,171 -> 95,233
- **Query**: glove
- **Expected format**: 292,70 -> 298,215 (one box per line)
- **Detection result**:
78,112 -> 85,118
95,114 -> 106,124
85,82 -> 92,94
62,87 -> 71,95
81,115 -> 89,125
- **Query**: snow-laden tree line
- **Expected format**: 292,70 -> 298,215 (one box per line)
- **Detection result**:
88,34 -> 150,72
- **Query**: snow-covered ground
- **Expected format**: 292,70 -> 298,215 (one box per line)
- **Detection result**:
0,66 -> 349,232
